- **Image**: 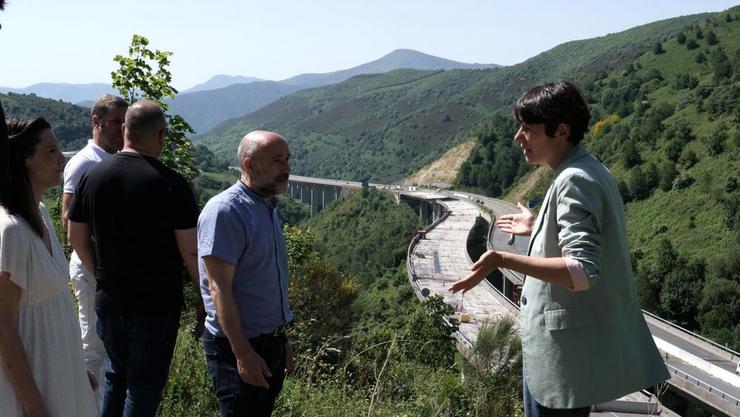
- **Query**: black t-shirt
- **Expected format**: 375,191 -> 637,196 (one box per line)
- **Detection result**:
69,152 -> 198,314
0,102 -> 8,182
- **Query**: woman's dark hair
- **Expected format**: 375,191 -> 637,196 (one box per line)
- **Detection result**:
1,117 -> 52,237
514,80 -> 591,145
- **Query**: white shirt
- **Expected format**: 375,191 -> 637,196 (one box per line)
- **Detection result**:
63,140 -> 113,194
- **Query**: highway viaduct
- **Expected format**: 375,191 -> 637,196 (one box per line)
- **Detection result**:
290,175 -> 740,417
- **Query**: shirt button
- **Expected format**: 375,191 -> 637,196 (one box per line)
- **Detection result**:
521,296 -> 527,306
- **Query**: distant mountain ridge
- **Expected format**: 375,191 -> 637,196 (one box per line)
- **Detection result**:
0,83 -> 116,106
279,49 -> 500,89
181,75 -> 264,93
167,81 -> 303,134
168,48 -> 500,133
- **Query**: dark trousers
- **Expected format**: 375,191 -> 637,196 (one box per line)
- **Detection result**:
203,330 -> 287,417
96,310 -> 181,417
524,378 -> 591,417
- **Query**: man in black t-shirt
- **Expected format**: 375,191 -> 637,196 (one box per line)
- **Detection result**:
69,100 -> 202,417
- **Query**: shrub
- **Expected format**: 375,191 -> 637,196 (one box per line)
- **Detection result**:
673,172 -> 695,190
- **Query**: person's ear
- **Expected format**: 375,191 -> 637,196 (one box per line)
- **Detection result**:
556,123 -> 571,142
92,115 -> 100,129
242,157 -> 252,173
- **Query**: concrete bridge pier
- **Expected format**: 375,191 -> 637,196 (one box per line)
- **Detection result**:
287,180 -> 343,217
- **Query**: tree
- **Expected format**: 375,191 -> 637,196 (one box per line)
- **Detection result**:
627,166 -> 652,201
676,32 -> 687,44
673,73 -> 698,90
621,140 -> 641,168
657,161 -> 677,192
702,126 -> 726,156
653,41 -> 665,55
659,258 -> 705,328
678,149 -> 698,169
705,30 -> 719,45
699,243 -> 740,350
686,38 -> 699,50
111,34 -> 198,182
708,47 -> 732,82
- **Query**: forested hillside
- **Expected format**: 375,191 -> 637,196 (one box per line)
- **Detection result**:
195,12 -> 704,182
457,8 -> 740,349
0,92 -> 90,150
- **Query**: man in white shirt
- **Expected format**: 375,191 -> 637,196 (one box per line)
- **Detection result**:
62,94 -> 128,406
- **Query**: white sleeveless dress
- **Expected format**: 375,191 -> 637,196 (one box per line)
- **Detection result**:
0,204 -> 97,417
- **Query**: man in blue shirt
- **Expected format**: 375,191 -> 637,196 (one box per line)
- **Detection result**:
198,130 -> 293,417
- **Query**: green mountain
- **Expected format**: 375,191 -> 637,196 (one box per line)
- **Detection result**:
195,12 -> 706,182
172,49 -> 500,135
280,48 -> 499,89
458,8 -> 740,349
168,81 -> 304,134
181,75 -> 264,93
0,92 -> 90,150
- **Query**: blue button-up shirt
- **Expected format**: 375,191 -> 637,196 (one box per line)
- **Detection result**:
198,181 -> 292,338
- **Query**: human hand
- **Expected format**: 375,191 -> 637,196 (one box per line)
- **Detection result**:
236,351 -> 272,389
192,298 -> 206,338
87,369 -> 98,391
449,250 -> 503,294
285,342 -> 294,374
495,202 -> 534,236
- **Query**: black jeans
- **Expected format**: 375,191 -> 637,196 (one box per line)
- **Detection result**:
97,309 -> 181,417
524,377 -> 591,417
203,331 -> 287,417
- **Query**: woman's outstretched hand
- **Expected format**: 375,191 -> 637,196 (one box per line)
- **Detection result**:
495,202 -> 535,236
449,250 -> 503,294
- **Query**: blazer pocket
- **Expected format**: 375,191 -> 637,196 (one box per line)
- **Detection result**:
544,308 -> 596,331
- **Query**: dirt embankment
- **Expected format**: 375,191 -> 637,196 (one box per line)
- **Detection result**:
400,139 -> 477,188
503,165 -> 549,204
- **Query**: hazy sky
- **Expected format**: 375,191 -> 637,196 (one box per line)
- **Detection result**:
1,0 -> 737,90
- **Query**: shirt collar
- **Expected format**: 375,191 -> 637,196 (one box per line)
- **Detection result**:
238,180 -> 278,209
88,139 -> 111,156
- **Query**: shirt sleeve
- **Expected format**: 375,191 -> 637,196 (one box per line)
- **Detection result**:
63,157 -> 95,194
67,172 -> 90,223
556,172 -> 603,287
564,257 -> 590,292
172,176 -> 199,231
0,216 -> 30,290
197,202 -> 246,266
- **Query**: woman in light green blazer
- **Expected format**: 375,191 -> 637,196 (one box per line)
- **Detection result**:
451,80 -> 669,416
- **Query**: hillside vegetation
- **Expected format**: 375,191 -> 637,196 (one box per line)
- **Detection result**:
458,8 -> 740,349
0,92 -> 91,150
195,12 -> 704,182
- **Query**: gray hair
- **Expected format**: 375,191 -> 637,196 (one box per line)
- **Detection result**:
237,136 -> 263,162
91,94 -> 128,120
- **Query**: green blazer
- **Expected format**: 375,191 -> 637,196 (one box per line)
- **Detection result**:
521,145 -> 669,408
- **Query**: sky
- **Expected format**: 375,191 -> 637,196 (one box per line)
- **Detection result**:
1,0 -> 738,91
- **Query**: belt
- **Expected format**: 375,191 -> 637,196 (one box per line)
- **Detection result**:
263,325 -> 286,338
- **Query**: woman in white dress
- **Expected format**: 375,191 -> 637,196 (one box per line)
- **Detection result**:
0,117 -> 98,417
